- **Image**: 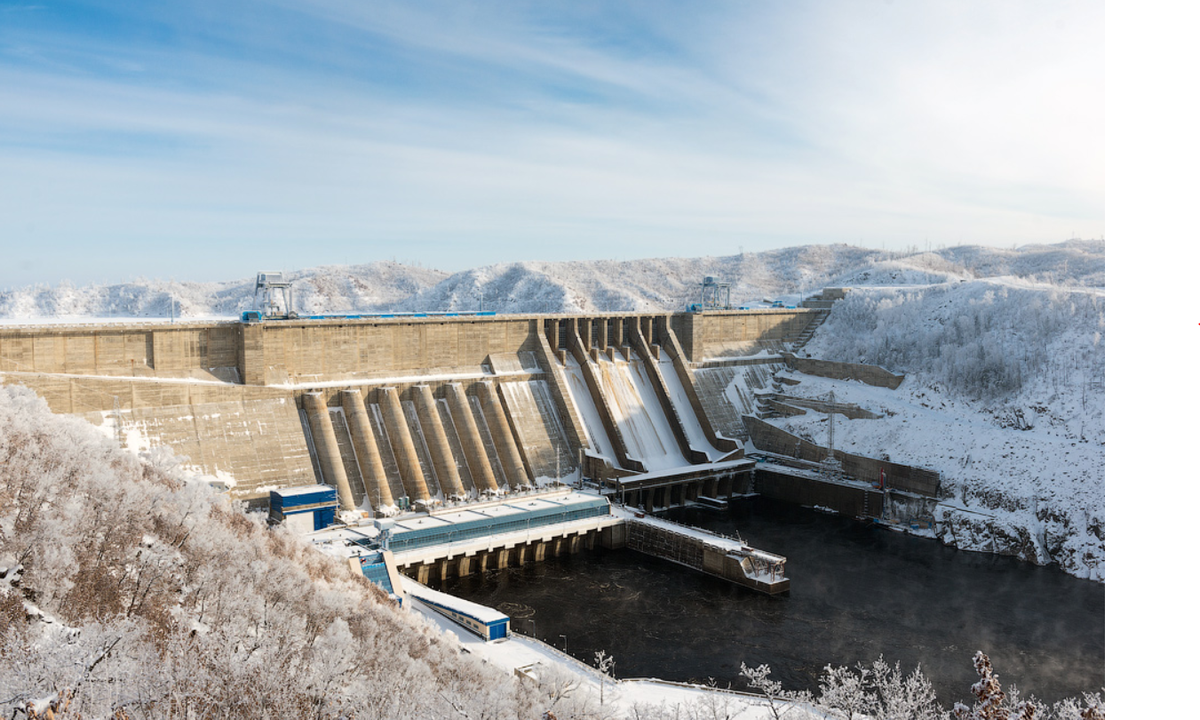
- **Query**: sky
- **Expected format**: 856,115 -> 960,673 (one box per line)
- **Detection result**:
0,0 -> 1104,288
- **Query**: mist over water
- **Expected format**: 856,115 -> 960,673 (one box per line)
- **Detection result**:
442,499 -> 1104,706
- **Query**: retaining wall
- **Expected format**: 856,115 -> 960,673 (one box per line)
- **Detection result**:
781,355 -> 904,389
755,468 -> 884,518
743,416 -> 940,497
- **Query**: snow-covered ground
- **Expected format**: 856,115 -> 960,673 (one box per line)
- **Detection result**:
779,251 -> 1104,581
763,367 -> 1103,580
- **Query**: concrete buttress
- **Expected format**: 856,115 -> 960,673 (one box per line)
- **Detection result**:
475,380 -> 531,489
302,392 -> 356,512
342,389 -> 395,509
415,385 -> 466,498
378,387 -> 431,503
446,383 -> 500,493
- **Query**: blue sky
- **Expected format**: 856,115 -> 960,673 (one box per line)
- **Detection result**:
0,0 -> 1104,287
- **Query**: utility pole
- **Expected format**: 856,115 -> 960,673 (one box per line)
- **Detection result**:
826,391 -> 836,463
821,390 -> 840,481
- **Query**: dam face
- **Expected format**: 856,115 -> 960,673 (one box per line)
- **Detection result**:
0,309 -> 818,509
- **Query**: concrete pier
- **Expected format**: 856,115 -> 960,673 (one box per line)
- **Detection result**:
342,389 -> 395,509
302,392 -> 355,512
623,514 -> 789,595
446,383 -> 500,494
379,387 -> 431,503
476,380 -> 530,489
415,385 -> 466,498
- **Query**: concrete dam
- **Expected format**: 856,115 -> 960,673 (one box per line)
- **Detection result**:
2,307 -> 843,591
0,309 -> 814,504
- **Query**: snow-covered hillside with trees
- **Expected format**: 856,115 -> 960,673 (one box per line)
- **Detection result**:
0,262 -> 451,321
0,385 -> 551,719
760,242 -> 1105,581
779,289 -> 1102,580
0,241 -> 1101,320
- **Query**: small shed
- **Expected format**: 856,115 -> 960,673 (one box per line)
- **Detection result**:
269,485 -> 339,533
416,594 -> 510,641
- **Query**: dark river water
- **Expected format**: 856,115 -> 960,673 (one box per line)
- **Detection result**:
441,499 -> 1104,706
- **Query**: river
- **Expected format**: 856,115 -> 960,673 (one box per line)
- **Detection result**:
440,498 -> 1104,706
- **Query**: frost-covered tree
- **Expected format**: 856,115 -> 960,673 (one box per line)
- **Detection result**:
1049,692 -> 1105,720
819,663 -> 873,720
952,652 -> 1008,720
863,656 -> 946,720
809,282 -> 1104,412
946,652 -> 1104,720
680,679 -> 746,720
595,649 -> 616,706
739,662 -> 811,719
531,663 -> 615,720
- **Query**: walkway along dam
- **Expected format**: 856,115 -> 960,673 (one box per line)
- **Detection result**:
0,296 -> 939,592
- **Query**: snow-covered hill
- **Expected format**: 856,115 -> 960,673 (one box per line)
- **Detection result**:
0,240 -> 1102,319
0,261 -> 450,320
782,276 -> 1104,580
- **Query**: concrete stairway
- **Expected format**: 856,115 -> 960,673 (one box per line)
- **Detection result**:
792,308 -> 828,347
794,302 -> 831,346
793,287 -> 847,348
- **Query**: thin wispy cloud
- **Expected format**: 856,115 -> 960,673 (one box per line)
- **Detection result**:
0,0 -> 1102,287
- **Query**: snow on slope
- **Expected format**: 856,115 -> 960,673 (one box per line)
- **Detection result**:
0,240 -> 1101,319
784,246 -> 1104,580
794,240 -> 1103,295
409,245 -> 885,314
0,261 -> 449,320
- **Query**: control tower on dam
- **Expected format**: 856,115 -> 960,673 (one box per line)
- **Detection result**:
0,307 -> 821,517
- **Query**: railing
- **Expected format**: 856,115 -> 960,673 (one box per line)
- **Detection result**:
382,503 -> 611,553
